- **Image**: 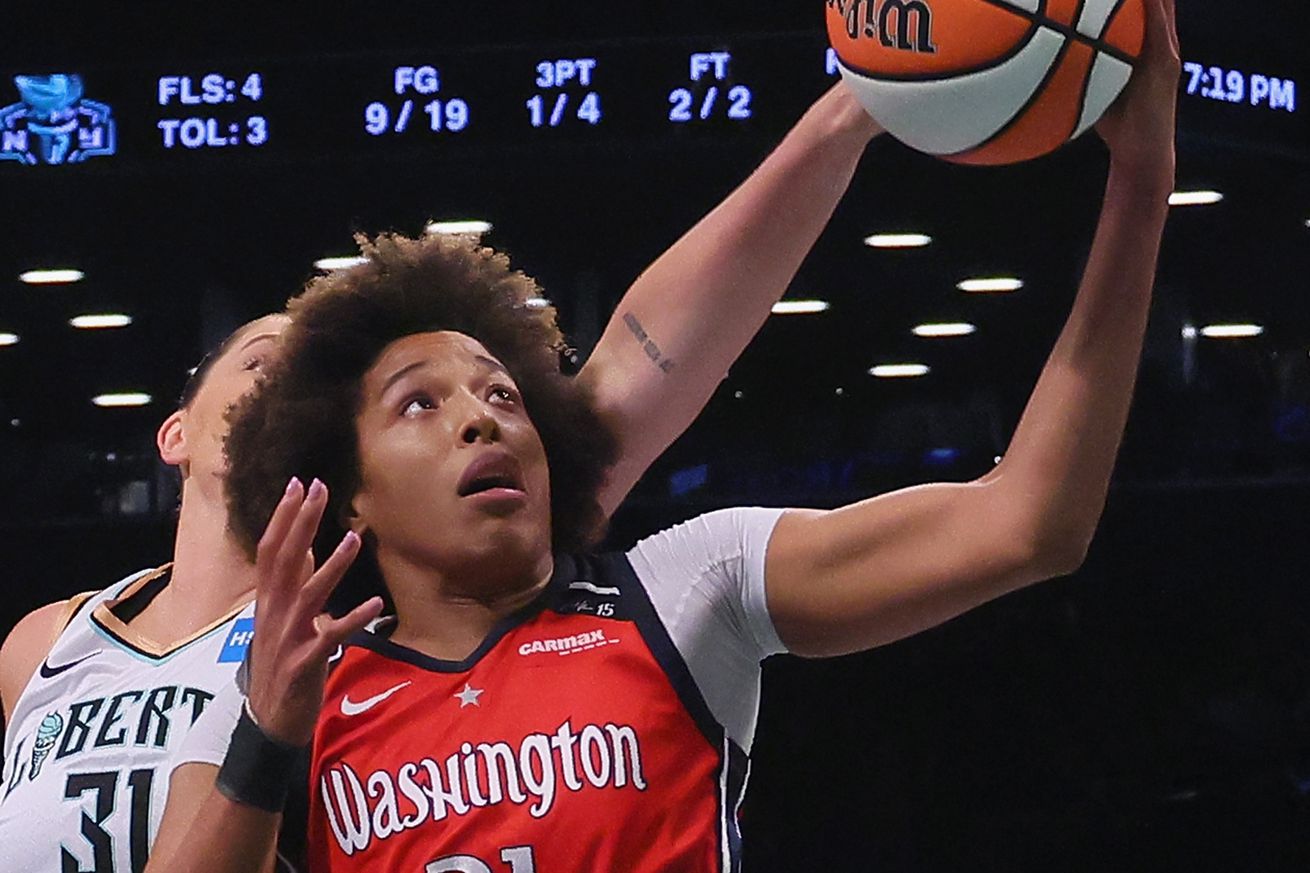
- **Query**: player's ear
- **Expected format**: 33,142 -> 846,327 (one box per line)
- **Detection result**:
157,409 -> 189,470
339,489 -> 369,538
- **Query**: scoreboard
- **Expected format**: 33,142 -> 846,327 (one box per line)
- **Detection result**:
0,30 -> 1302,170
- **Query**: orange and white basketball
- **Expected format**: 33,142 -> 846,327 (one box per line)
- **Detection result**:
827,0 -> 1146,164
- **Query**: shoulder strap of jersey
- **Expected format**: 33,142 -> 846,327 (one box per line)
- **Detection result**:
586,551 -> 750,873
39,588 -> 105,657
54,591 -> 97,635
584,551 -> 728,749
46,566 -> 169,655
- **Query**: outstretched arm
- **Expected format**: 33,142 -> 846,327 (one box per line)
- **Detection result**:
145,480 -> 380,873
763,0 -> 1181,658
580,83 -> 882,516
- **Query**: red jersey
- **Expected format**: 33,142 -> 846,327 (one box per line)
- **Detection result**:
183,509 -> 786,873
306,546 -> 763,873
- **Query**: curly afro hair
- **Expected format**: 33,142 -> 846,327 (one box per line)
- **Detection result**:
224,231 -> 618,575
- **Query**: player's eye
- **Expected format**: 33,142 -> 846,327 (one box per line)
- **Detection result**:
401,394 -> 437,417
241,355 -> 265,372
489,385 -> 518,405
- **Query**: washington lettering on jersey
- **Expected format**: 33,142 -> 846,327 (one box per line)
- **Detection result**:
5,685 -> 213,796
321,718 -> 647,856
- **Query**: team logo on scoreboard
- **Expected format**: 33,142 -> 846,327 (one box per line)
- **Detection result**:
0,74 -> 117,166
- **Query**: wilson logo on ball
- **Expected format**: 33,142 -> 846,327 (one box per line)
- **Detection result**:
827,0 -> 1146,165
827,0 -> 937,54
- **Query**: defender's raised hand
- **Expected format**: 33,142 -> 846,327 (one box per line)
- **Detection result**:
1096,0 -> 1181,179
245,477 -> 383,746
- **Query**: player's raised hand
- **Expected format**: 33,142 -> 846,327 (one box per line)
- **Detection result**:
826,80 -> 886,142
245,477 -> 383,746
1095,0 -> 1181,181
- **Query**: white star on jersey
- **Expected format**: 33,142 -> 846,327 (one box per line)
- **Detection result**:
454,683 -> 484,708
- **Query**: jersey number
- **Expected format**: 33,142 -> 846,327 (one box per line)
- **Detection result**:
61,768 -> 153,873
427,845 -> 536,872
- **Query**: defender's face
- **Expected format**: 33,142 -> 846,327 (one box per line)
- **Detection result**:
349,331 -> 553,578
169,314 -> 289,484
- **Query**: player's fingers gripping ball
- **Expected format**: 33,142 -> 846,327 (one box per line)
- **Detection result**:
827,0 -> 1146,164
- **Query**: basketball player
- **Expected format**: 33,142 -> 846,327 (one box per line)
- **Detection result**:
147,2 -> 1180,867
0,82 -> 884,870
0,314 -> 287,872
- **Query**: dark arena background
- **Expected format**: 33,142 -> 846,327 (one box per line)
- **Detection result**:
2,2 -> 1307,870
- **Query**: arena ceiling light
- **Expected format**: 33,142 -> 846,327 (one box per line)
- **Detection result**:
1200,323 -> 1264,338
957,277 -> 1023,293
771,300 -> 830,315
869,363 -> 930,378
70,313 -> 133,329
20,268 -> 84,284
0,332 -> 18,346
425,220 -> 493,235
92,392 -> 153,408
913,322 -> 976,337
314,256 -> 368,270
1168,190 -> 1224,207
864,233 -> 933,249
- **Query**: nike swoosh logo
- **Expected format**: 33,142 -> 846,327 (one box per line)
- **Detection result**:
341,681 -> 412,716
39,650 -> 101,679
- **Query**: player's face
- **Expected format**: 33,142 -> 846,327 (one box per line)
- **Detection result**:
166,314 -> 289,485
349,331 -> 553,582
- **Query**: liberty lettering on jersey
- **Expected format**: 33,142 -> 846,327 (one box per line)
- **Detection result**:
0,573 -> 259,873
3,684 -> 213,794
321,718 -> 647,857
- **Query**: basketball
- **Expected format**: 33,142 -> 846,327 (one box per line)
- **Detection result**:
828,0 -> 1146,164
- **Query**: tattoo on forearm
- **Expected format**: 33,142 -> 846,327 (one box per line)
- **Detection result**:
622,312 -> 676,373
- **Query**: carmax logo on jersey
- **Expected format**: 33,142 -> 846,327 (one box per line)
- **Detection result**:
218,618 -> 255,663
517,628 -> 616,657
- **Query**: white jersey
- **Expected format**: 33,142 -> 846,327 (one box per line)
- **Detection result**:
0,567 -> 255,873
